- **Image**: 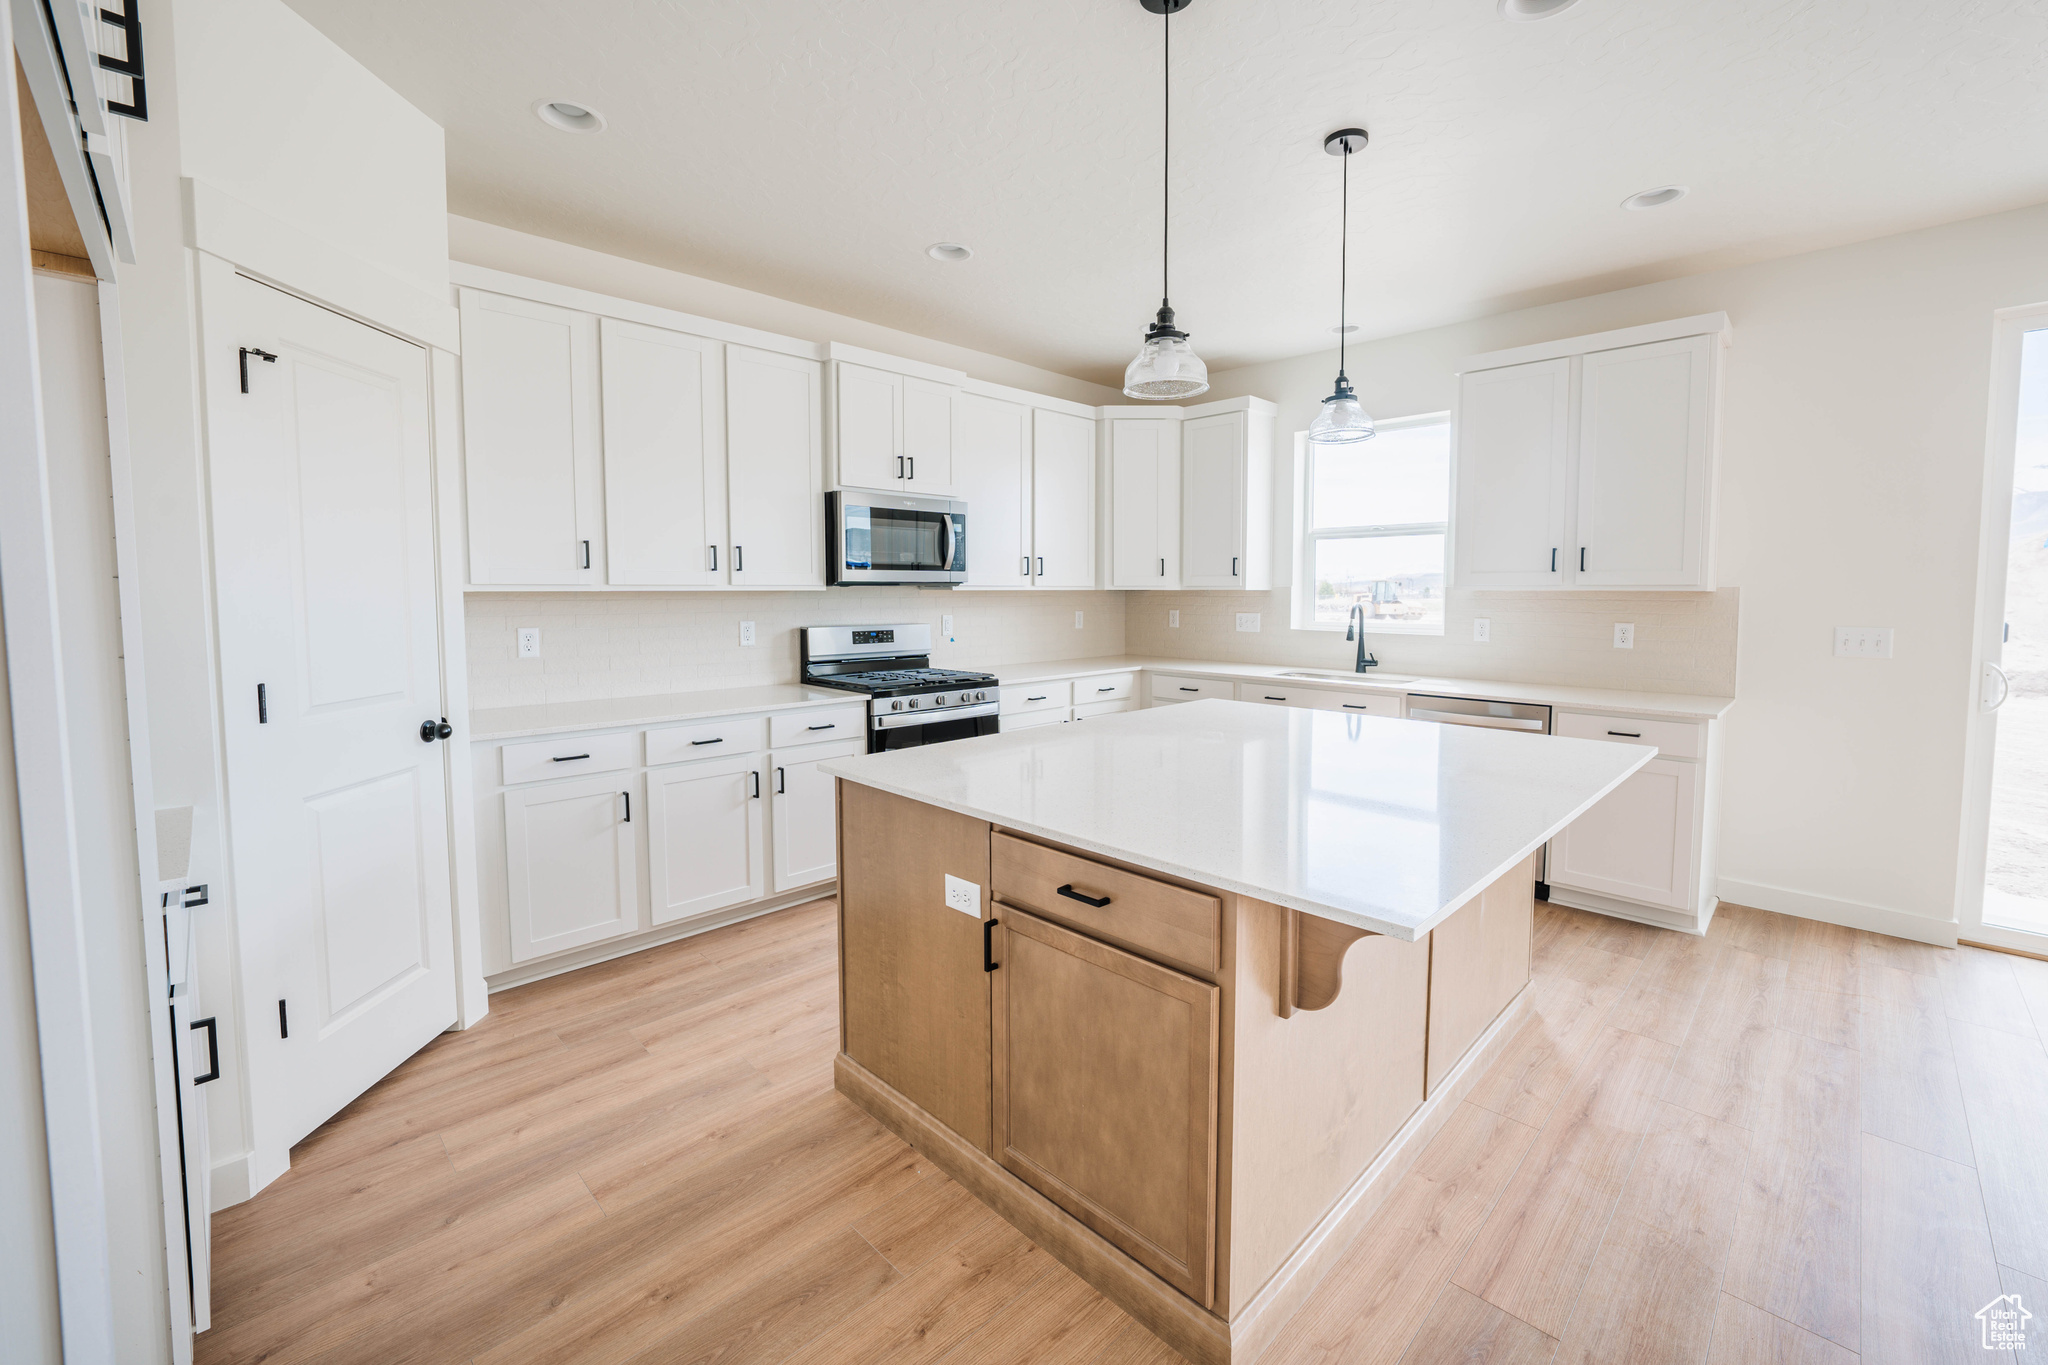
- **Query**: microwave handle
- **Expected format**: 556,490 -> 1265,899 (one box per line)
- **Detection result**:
941,513 -> 957,571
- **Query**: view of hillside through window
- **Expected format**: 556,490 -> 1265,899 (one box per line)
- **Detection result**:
1305,414 -> 1449,632
1987,327 -> 2048,934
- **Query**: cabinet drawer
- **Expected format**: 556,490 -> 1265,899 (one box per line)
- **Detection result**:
1555,711 -> 1702,760
1074,672 -> 1138,703
501,731 -> 636,786
1299,688 -> 1404,719
1001,708 -> 1067,732
1000,681 -> 1071,715
769,704 -> 867,748
645,716 -> 767,766
1073,698 -> 1138,721
1150,673 -> 1230,703
991,831 -> 1219,974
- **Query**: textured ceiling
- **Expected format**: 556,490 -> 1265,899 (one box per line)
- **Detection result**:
281,0 -> 2048,386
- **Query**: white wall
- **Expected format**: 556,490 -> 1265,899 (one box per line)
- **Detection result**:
1182,201 -> 2048,941
449,216 -> 1117,408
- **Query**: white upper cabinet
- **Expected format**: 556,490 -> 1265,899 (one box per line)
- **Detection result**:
1031,409 -> 1095,589
1452,313 -> 1724,592
831,360 -> 957,493
460,290 -> 604,585
727,346 -> 825,588
1179,400 -> 1275,590
599,318 -> 727,587
1107,415 -> 1181,589
956,393 -> 1032,587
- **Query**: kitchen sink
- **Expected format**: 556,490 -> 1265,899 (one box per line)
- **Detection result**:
1276,670 -> 1421,685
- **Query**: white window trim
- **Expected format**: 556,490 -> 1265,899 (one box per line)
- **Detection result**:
1290,413 -> 1451,636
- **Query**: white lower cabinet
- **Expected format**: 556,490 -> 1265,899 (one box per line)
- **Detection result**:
1548,755 -> 1699,912
647,752 -> 767,926
503,773 -> 639,963
1234,682 -> 1403,717
771,739 -> 863,891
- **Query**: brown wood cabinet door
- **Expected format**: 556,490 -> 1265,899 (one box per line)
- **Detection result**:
991,907 -> 1219,1307
1425,854 -> 1535,1094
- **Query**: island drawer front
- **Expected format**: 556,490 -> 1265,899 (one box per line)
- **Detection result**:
501,731 -> 636,785
1150,673 -> 1230,703
644,716 -> 767,766
991,832 -> 1219,974
1000,682 -> 1071,715
1555,711 -> 1701,760
1075,672 -> 1138,703
769,704 -> 868,748
1072,698 -> 1139,721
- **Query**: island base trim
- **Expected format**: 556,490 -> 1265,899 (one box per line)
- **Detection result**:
833,980 -> 1532,1364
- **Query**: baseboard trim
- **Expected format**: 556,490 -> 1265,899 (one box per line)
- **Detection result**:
1715,878 -> 1957,947
836,983 -> 1536,1364
1227,984 -> 1534,1364
208,1151 -> 255,1212
484,883 -> 835,992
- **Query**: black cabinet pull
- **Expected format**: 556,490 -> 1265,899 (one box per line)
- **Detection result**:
1178,686 -> 1199,693
278,999 -> 289,1039
1580,547 -> 1586,571
582,539 -> 591,570
1551,547 -> 1558,572
552,753 -> 590,763
1057,883 -> 1111,908
983,917 -> 999,972
1159,557 -> 1165,576
1037,556 -> 1044,577
1607,730 -> 1642,738
908,456 -> 915,481
691,737 -> 723,746
750,770 -> 761,798
622,792 -> 630,822
190,1017 -> 220,1084
709,545 -> 718,572
735,545 -> 743,572
1026,695 -> 1047,702
257,682 -> 268,723
1098,686 -> 1116,693
1342,703 -> 1371,710
897,455 -> 905,479
808,723 -> 836,731
1232,556 -> 1239,577
776,767 -> 786,794
1264,695 -> 1286,701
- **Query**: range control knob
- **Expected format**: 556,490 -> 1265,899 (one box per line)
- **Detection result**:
907,698 -> 919,709
933,694 -> 946,706
974,690 -> 987,702
890,699 -> 902,711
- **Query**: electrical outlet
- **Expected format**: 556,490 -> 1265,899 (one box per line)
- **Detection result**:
1834,626 -> 1894,658
1236,613 -> 1261,633
1613,623 -> 1635,650
1473,618 -> 1491,643
941,613 -> 955,642
1074,610 -> 1084,629
942,874 -> 981,918
517,627 -> 541,659
739,621 -> 756,646
1169,610 -> 1180,628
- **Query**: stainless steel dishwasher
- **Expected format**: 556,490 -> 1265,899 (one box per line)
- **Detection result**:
1405,693 -> 1556,892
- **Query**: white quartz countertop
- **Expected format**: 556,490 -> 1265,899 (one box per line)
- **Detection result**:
821,699 -> 1653,941
991,656 -> 1734,722
471,684 -> 856,741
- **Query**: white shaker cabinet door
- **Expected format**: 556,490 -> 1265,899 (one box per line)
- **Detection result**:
1548,756 -> 1699,911
901,376 -> 956,493
1574,334 -> 1715,588
460,290 -> 604,585
1108,418 -> 1180,589
1452,357 -> 1570,589
600,318 -> 727,586
1031,409 -> 1095,588
727,346 -> 824,588
772,740 -> 862,891
647,754 -> 767,926
503,774 -> 639,963
1180,410 -> 1246,588
955,393 -> 1032,587
835,361 -> 901,490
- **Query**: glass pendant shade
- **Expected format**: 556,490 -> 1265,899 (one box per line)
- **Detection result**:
1124,316 -> 1210,399
1309,376 -> 1375,444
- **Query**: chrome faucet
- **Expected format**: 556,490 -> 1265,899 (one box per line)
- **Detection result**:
1345,605 -> 1379,674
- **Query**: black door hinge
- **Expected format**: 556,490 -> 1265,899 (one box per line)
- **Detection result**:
239,347 -> 277,393
96,0 -> 148,120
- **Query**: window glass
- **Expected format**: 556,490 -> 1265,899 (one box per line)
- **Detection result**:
1311,420 -> 1450,528
1312,535 -> 1445,629
1297,413 -> 1451,635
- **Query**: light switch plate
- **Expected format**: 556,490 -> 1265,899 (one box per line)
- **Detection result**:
1236,613 -> 1261,633
1169,610 -> 1180,628
1835,626 -> 1893,658
941,613 -> 955,642
1074,610 -> 1085,629
1473,618 -> 1491,643
943,874 -> 981,918
1613,623 -> 1635,649
517,627 -> 541,659
739,621 -> 756,646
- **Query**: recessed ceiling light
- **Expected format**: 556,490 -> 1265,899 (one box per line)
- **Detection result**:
926,243 -> 973,262
1498,0 -> 1584,19
533,99 -> 605,133
1621,185 -> 1688,210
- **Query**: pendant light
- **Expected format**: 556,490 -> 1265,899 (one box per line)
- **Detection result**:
1123,0 -> 1209,400
1308,127 -> 1376,444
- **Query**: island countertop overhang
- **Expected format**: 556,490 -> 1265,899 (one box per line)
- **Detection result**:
820,699 -> 1655,941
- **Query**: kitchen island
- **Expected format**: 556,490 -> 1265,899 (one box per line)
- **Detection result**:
820,700 -> 1651,1363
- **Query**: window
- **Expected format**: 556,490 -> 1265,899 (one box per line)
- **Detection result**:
1293,412 -> 1449,635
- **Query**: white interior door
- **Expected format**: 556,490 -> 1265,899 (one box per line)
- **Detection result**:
728,346 -> 824,587
647,755 -> 765,925
1574,335 -> 1714,587
504,775 -> 639,960
209,273 -> 458,1154
956,393 -> 1031,587
1452,358 -> 1571,588
1181,411 -> 1245,588
772,741 -> 861,890
600,318 -> 726,586
1032,410 -> 1094,588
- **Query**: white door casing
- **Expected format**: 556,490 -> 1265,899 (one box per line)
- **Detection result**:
503,774 -> 639,961
647,754 -> 766,926
600,317 -> 727,586
209,273 -> 458,1155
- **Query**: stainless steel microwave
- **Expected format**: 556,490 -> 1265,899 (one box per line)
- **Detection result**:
826,491 -> 968,586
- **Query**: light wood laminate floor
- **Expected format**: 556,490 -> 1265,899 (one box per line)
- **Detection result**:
197,898 -> 2048,1365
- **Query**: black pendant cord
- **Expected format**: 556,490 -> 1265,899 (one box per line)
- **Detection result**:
1337,141 -> 1348,385
1161,4 -> 1171,313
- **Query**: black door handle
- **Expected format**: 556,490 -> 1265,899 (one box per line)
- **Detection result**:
190,1016 -> 220,1084
1056,883 -> 1110,908
984,917 -> 998,972
419,717 -> 453,742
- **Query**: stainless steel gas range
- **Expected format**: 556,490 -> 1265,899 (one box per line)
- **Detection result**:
799,624 -> 1000,753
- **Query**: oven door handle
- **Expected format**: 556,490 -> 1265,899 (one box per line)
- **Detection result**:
871,700 -> 1001,730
